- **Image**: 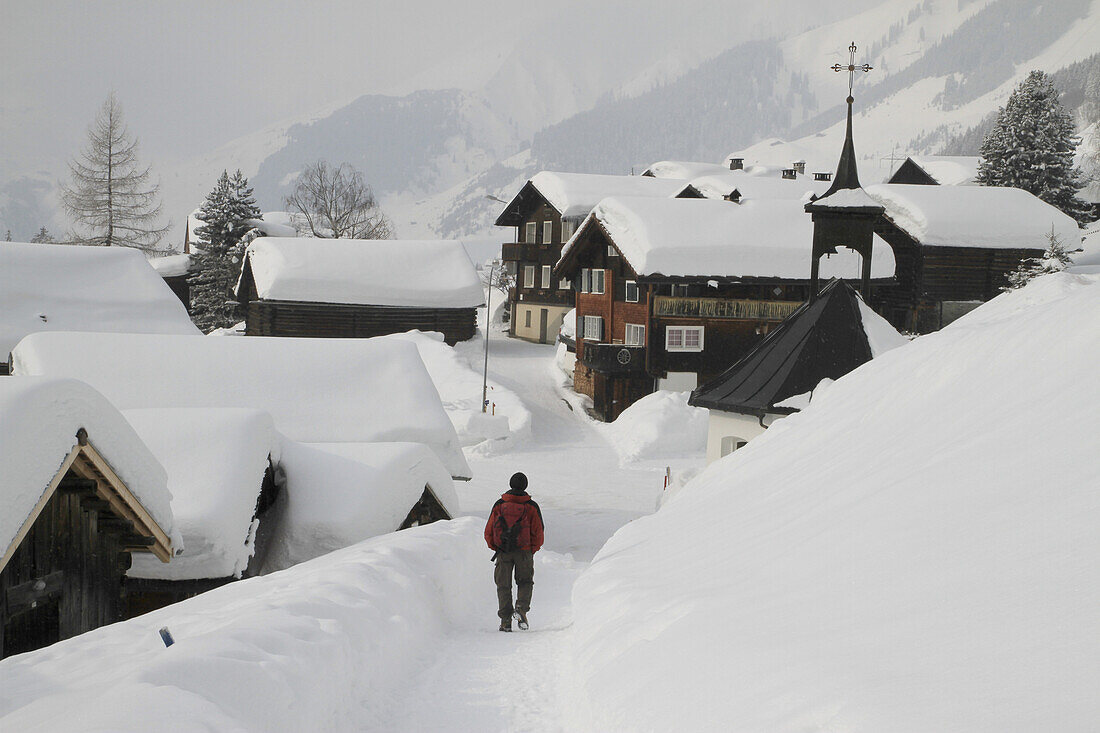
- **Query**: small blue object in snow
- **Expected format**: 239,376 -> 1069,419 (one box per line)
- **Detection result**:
159,627 -> 175,647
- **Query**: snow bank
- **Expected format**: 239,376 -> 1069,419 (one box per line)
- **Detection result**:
0,518 -> 487,732
867,183 -> 1081,250
571,272 -> 1100,732
598,391 -> 707,463
386,330 -> 532,449
264,440 -> 458,572
10,332 -> 470,479
0,242 -> 199,358
241,237 -> 484,308
123,409 -> 279,581
575,196 -> 895,279
0,377 -> 176,560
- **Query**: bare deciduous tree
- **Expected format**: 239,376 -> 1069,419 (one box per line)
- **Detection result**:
284,161 -> 393,239
60,92 -> 169,253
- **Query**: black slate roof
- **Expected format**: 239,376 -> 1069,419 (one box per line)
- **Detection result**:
689,279 -> 876,416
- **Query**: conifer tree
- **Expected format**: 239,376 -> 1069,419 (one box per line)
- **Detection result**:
188,170 -> 262,332
30,226 -> 55,243
59,92 -> 169,252
1004,228 -> 1074,290
977,71 -> 1089,223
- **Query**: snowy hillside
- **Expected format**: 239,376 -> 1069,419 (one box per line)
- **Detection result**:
569,271 -> 1100,731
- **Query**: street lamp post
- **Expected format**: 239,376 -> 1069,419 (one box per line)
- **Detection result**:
481,262 -> 495,413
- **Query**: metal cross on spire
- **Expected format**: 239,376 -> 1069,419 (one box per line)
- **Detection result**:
831,42 -> 872,102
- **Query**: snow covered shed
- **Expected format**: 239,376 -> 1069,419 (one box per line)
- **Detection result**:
496,171 -> 692,344
0,377 -> 176,658
120,408 -> 282,617
236,238 -> 484,344
148,253 -> 194,312
863,183 -> 1082,330
0,242 -> 200,373
689,279 -> 908,462
885,155 -> 979,186
553,195 -> 895,420
9,332 -> 472,480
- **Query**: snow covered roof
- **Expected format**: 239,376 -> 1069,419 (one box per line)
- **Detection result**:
10,333 -> 471,480
691,279 -> 908,415
246,211 -> 298,238
124,408 -> 278,581
807,186 -> 885,212
264,440 -> 458,571
689,170 -> 829,202
0,242 -> 200,359
572,271 -> 1100,731
891,155 -> 980,186
148,253 -> 192,277
496,171 -> 690,225
866,183 -> 1082,250
724,137 -> 828,174
561,196 -> 895,280
1073,225 -> 1100,268
0,377 -> 177,569
241,238 -> 484,308
643,160 -> 731,180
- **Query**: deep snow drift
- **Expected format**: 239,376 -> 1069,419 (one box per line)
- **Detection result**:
570,272 -> 1100,732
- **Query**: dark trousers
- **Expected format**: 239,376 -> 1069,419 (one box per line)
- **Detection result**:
494,550 -> 534,619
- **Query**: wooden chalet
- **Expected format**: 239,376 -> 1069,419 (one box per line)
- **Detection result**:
885,156 -> 979,186
236,238 -> 483,345
119,409 -> 283,618
495,172 -> 690,344
1,379 -> 175,658
553,195 -> 896,421
690,279 -> 907,462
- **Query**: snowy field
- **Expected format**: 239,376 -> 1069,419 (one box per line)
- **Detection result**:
1,274 -> 1097,731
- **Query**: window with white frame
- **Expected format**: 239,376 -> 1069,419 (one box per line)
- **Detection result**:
559,277 -> 571,290
561,220 -> 575,241
720,436 -> 748,457
541,265 -> 551,289
624,323 -> 645,346
580,268 -> 590,293
543,221 -> 553,243
583,315 -> 604,341
524,265 -> 536,288
666,325 -> 704,352
625,280 -> 639,303
525,222 -> 536,243
607,245 -> 617,257
592,269 -> 605,294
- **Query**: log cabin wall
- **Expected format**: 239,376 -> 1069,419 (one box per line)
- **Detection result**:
245,301 -> 477,345
1,476 -> 132,658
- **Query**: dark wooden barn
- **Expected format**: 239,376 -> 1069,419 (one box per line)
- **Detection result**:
236,238 -> 484,345
1,428 -> 173,658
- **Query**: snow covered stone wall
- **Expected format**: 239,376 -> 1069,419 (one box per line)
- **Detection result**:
570,272 -> 1100,732
0,518 -> 487,732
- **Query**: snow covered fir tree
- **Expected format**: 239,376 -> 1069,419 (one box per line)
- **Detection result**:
1004,228 -> 1075,290
977,70 -> 1090,223
188,170 -> 262,332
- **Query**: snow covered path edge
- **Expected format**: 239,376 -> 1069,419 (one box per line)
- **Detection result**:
0,518 -> 486,732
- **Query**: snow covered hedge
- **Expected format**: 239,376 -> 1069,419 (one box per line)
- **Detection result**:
0,518 -> 487,732
569,272 -> 1100,732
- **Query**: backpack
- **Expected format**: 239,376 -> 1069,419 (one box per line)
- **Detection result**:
496,511 -> 524,553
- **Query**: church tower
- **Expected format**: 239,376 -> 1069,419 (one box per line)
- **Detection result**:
804,43 -> 884,298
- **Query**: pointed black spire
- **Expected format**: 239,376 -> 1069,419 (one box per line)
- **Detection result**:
822,96 -> 862,196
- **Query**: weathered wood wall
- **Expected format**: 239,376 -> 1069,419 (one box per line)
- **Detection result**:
245,301 -> 477,344
1,477 -> 132,658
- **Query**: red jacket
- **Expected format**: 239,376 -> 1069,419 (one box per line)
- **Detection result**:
484,492 -> 544,552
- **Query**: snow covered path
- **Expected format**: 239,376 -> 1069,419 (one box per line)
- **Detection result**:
365,334 -> 668,731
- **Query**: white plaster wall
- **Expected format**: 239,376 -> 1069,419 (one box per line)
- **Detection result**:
513,304 -> 570,343
705,410 -> 783,464
658,371 -> 698,392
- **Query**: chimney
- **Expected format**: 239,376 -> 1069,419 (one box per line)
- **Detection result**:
813,172 -> 833,181
781,168 -> 797,180
793,160 -> 806,174
729,157 -> 744,171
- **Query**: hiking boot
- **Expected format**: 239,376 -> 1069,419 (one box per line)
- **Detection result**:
515,609 -> 529,630
499,618 -> 512,632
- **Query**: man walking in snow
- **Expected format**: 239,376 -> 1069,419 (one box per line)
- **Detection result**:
485,472 -> 544,631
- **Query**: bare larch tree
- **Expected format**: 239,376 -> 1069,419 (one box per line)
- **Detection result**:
60,92 -> 169,252
284,161 -> 393,239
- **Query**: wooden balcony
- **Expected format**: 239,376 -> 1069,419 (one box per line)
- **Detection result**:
579,342 -> 647,375
653,296 -> 802,321
501,242 -> 563,265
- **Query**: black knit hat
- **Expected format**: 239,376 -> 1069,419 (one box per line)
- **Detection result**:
508,472 -> 528,493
